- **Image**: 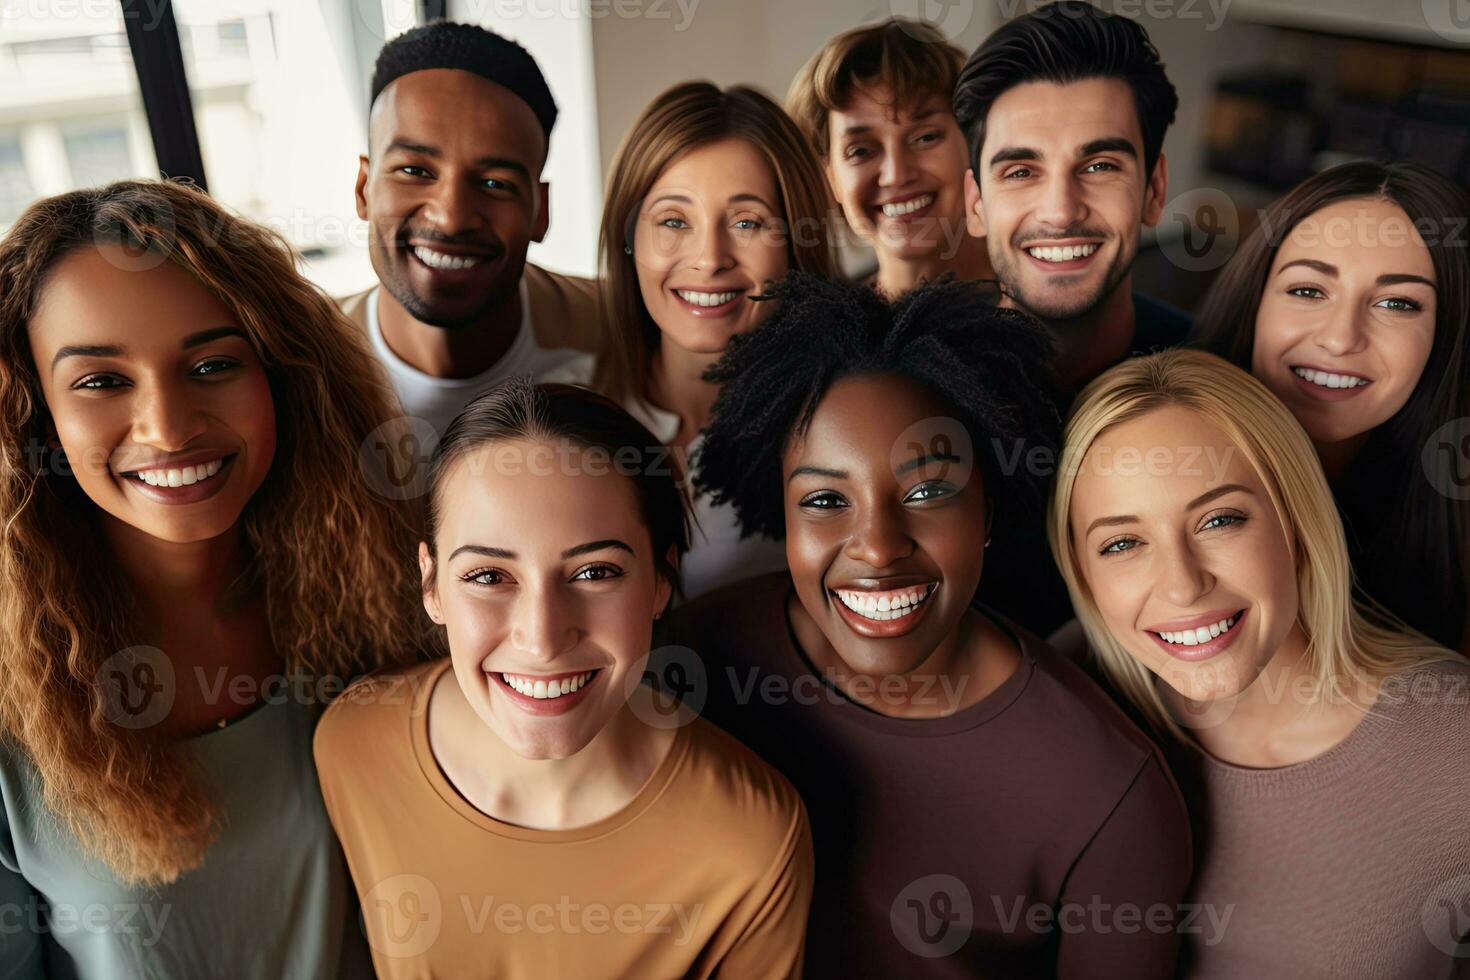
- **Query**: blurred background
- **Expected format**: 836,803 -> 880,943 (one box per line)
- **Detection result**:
3,0 -> 1468,306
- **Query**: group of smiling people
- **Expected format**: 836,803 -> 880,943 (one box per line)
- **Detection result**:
0,3 -> 1467,978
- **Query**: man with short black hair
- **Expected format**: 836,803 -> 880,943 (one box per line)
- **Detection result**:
342,21 -> 603,435
956,1 -> 1187,391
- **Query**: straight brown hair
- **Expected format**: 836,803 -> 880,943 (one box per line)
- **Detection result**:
596,81 -> 838,405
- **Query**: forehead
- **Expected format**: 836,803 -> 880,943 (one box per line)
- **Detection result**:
648,138 -> 778,203
436,440 -> 647,551
30,246 -> 235,348
1275,197 -> 1435,280
1071,405 -> 1260,517
785,373 -> 958,469
370,68 -> 547,166
830,83 -> 951,128
982,77 -> 1142,156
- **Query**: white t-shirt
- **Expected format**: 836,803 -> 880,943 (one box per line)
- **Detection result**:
545,355 -> 789,603
366,282 -> 588,438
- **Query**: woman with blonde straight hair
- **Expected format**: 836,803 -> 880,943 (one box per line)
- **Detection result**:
1049,348 -> 1469,978
0,179 -> 423,977
553,80 -> 839,600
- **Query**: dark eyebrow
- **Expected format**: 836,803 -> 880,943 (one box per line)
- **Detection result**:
1277,258 -> 1338,278
1375,273 -> 1436,289
51,344 -> 123,370
385,140 -> 439,157
182,326 -> 249,349
988,145 -> 1041,169
52,327 -> 249,371
447,544 -> 516,562
386,142 -> 530,179
1084,483 -> 1253,536
1080,137 -> 1137,159
562,539 -> 634,560
787,465 -> 847,484
895,451 -> 963,476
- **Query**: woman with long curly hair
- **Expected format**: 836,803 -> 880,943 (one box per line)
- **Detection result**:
0,179 -> 424,977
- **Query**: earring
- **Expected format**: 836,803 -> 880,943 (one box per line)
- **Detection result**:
984,536 -> 992,550
623,243 -> 633,255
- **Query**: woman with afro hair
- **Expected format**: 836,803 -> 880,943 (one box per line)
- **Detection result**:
660,272 -> 1192,979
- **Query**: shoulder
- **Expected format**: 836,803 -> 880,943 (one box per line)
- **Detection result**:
1002,614 -> 1178,798
1378,655 -> 1470,750
335,285 -> 375,333
524,263 -> 605,353
670,715 -> 810,861
313,659 -> 442,769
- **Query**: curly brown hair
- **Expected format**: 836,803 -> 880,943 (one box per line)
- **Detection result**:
0,179 -> 426,885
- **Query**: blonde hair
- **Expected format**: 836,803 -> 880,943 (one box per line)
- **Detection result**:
596,81 -> 838,405
1046,349 -> 1457,738
0,179 -> 426,884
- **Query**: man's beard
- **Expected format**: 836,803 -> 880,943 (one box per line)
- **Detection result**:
992,236 -> 1133,324
372,227 -> 521,330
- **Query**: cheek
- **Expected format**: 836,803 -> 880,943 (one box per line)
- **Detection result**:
784,519 -> 836,594
1379,325 -> 1434,392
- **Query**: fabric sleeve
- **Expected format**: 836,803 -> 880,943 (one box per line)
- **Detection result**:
0,791 -> 45,980
1054,752 -> 1194,980
714,798 -> 815,980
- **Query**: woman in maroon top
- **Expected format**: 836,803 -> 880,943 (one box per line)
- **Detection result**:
661,273 -> 1192,979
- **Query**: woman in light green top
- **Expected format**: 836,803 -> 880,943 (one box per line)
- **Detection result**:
0,180 -> 423,977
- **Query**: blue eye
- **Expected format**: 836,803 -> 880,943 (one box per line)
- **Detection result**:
1200,513 -> 1245,532
658,217 -> 689,229
733,218 -> 761,231
1099,536 -> 1139,555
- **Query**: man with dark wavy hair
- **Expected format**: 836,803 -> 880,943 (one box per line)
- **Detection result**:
956,1 -> 1188,391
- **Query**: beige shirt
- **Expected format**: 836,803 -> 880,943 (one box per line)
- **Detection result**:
314,659 -> 814,979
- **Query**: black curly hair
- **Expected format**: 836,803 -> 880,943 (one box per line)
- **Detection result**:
696,273 -> 1061,543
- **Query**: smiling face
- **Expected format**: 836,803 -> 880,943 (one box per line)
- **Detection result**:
357,69 -> 549,329
421,440 -> 672,760
965,77 -> 1166,322
1069,405 -> 1300,703
782,373 -> 989,678
826,87 -> 971,262
27,245 -> 276,545
632,138 -> 791,357
1250,196 -> 1437,450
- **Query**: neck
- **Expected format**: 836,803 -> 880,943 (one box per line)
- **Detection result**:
101,516 -> 253,620
376,285 -> 522,380
433,672 -> 672,830
1015,276 -> 1135,391
1162,624 -> 1378,768
873,235 -> 993,299
649,343 -> 722,450
786,594 -> 1018,719
1313,434 -> 1368,482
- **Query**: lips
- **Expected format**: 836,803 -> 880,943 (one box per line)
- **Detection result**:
119,454 -> 237,506
878,193 -> 935,219
492,668 -> 602,716
670,286 -> 746,318
1144,608 -> 1247,662
402,235 -> 501,276
828,579 -> 939,638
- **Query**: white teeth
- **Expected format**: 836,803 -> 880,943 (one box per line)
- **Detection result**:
412,246 -> 483,271
675,289 -> 739,307
1292,367 -> 1367,389
132,458 -> 225,488
1026,243 -> 1099,263
502,671 -> 594,699
834,585 -> 935,622
1156,614 -> 1239,646
880,193 -> 934,217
